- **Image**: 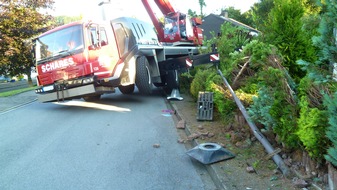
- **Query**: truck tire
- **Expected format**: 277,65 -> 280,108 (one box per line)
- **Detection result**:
136,56 -> 153,94
118,84 -> 135,94
83,94 -> 101,102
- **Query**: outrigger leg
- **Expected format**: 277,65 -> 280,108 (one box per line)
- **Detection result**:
167,88 -> 183,100
166,69 -> 183,101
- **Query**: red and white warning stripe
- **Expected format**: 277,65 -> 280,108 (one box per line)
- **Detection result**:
210,54 -> 219,62
186,58 -> 193,68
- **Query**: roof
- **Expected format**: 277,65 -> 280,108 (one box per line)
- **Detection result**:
201,13 -> 260,40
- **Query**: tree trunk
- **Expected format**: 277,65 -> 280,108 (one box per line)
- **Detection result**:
25,68 -> 33,86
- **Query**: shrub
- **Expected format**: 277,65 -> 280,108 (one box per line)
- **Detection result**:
206,77 -> 237,117
248,87 -> 276,131
263,0 -> 316,81
297,96 -> 328,160
190,68 -> 237,118
190,68 -> 216,100
179,72 -> 194,94
324,92 -> 337,167
249,62 -> 300,148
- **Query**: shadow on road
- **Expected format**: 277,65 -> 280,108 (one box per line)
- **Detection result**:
46,87 -> 169,112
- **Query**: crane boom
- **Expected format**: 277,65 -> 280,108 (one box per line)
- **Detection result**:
141,0 -> 165,42
141,0 -> 203,45
154,0 -> 175,15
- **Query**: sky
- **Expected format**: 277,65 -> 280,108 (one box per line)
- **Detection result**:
48,0 -> 259,22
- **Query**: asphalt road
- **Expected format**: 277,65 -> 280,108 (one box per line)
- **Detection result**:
0,89 -> 216,190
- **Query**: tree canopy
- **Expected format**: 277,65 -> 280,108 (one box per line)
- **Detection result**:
0,0 -> 54,83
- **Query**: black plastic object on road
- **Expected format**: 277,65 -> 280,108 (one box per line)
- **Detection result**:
186,143 -> 235,164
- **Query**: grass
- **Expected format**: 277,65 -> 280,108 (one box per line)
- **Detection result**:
0,86 -> 36,97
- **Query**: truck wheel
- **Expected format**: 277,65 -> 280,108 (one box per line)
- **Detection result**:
118,84 -> 135,94
136,56 -> 153,94
83,94 -> 101,102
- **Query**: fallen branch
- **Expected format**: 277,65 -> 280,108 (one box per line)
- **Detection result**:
232,57 -> 251,88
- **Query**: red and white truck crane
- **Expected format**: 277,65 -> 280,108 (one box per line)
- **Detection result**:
33,0 -> 219,102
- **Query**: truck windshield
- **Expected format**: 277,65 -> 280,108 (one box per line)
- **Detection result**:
35,25 -> 84,62
164,16 -> 178,35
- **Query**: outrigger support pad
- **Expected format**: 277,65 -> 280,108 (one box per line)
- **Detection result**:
167,88 -> 183,101
186,143 -> 235,165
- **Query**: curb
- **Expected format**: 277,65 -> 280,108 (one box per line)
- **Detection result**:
168,101 -> 228,190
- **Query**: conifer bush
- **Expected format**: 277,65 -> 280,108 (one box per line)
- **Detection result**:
189,68 -> 214,100
296,0 -> 337,162
324,92 -> 337,167
248,87 -> 275,131
295,76 -> 331,160
297,96 -> 328,160
205,75 -> 237,117
244,42 -> 300,148
190,68 -> 237,118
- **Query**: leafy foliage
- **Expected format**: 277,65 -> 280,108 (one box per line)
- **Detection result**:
189,67 -> 237,119
257,66 -> 299,148
216,22 -> 255,74
188,0 -> 206,18
234,39 -> 300,147
251,0 -> 274,31
310,0 -> 337,72
324,92 -> 337,166
206,73 -> 238,115
0,0 -> 54,83
187,0 -> 337,166
262,0 -> 317,81
248,87 -> 276,131
219,7 -> 254,27
198,0 -> 206,18
297,96 -> 328,160
295,0 -> 337,163
188,20 -> 256,119
190,68 -> 213,100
